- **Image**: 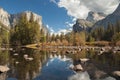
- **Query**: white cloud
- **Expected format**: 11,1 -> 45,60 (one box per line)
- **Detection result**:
58,0 -> 89,19
50,0 -> 57,4
46,24 -> 55,35
57,29 -> 71,35
49,0 -> 119,34
66,22 -> 74,27
65,18 -> 76,28
54,0 -> 120,19
46,25 -> 71,35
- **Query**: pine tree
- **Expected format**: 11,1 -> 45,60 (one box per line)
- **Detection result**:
10,14 -> 40,45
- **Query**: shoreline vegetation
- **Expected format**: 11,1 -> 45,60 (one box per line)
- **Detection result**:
0,14 -> 120,50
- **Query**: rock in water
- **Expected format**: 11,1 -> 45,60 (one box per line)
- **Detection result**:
68,71 -> 90,80
113,71 -> 120,77
75,64 -> 83,71
0,66 -> 9,73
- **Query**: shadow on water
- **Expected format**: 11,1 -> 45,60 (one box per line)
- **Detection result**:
0,48 -> 120,80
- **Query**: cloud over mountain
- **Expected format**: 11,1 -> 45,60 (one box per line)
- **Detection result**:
51,0 -> 119,19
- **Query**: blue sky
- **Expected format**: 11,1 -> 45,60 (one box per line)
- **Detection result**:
0,0 -> 72,34
0,0 -> 119,34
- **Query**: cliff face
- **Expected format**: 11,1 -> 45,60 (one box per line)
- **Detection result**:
10,11 -> 42,29
0,8 -> 48,33
73,19 -> 93,32
73,11 -> 106,32
93,4 -> 120,28
86,11 -> 106,23
0,8 -> 11,27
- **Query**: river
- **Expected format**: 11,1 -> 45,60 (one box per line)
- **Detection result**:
0,48 -> 120,80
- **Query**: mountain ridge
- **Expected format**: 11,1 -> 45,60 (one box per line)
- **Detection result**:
73,11 -> 106,32
93,4 -> 120,28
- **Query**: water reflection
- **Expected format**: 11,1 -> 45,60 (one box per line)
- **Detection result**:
0,50 -> 9,65
35,57 -> 74,80
8,48 -> 42,80
68,71 -> 90,80
0,48 -> 119,80
0,50 -> 9,80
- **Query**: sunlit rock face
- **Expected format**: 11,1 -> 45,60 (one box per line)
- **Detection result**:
73,19 -> 93,32
0,8 -> 48,34
86,11 -> 106,23
0,8 -> 11,27
10,11 -> 48,34
93,4 -> 120,28
73,11 -> 106,32
10,11 -> 42,28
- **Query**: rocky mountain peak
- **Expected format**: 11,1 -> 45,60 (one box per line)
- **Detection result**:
86,11 -> 106,22
0,8 -> 48,34
112,4 -> 120,15
73,19 -> 93,32
11,11 -> 42,29
73,11 -> 106,32
0,7 -> 10,27
93,3 -> 120,28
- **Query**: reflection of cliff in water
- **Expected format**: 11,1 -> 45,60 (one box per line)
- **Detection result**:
7,48 -> 50,80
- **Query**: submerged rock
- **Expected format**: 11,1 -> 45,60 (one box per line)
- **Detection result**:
80,58 -> 89,63
0,66 -> 9,73
23,54 -> 28,59
68,71 -> 90,80
13,53 -> 18,56
26,57 -> 34,61
15,61 -> 19,64
113,71 -> 120,77
69,64 -> 83,71
74,64 -> 83,71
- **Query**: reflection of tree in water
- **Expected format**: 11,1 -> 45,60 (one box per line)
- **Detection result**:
70,49 -> 86,61
0,50 -> 9,65
9,48 -> 49,80
0,50 -> 9,80
92,52 -> 120,72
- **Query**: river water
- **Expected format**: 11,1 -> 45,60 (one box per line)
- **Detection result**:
0,48 -> 120,80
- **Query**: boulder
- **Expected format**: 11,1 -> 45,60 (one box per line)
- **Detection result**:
26,57 -> 34,61
23,54 -> 28,59
80,58 -> 89,62
13,53 -> 18,56
0,66 -> 9,73
74,64 -> 83,71
113,71 -> 120,76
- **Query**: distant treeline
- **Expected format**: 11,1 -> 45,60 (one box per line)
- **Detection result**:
87,21 -> 120,46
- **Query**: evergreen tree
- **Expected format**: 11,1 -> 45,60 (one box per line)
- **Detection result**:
10,14 -> 40,45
